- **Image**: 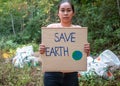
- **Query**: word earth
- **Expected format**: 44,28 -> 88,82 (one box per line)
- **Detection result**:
46,46 -> 69,56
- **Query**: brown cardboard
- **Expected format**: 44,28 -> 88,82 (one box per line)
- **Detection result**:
41,27 -> 88,72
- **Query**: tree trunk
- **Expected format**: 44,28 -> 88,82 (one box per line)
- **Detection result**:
10,14 -> 16,36
117,0 -> 120,16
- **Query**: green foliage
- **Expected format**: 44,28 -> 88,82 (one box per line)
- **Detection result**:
74,0 -> 120,55
0,0 -> 119,85
18,15 -> 44,43
0,61 -> 30,85
79,70 -> 120,86
0,0 -> 120,55
0,37 -> 18,52
0,58 -> 43,86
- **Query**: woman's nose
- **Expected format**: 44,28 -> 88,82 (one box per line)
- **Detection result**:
64,11 -> 68,15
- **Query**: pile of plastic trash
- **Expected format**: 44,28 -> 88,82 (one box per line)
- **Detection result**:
12,45 -> 39,68
12,46 -> 120,80
79,49 -> 120,80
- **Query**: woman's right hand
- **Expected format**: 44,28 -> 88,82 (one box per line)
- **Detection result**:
39,44 -> 46,54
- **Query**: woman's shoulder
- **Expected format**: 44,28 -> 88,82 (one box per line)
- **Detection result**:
46,23 -> 82,28
72,25 -> 82,28
47,23 -> 60,27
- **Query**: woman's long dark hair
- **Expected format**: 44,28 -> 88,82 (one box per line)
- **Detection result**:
58,0 -> 75,13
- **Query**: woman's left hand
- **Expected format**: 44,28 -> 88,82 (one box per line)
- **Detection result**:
84,43 -> 90,56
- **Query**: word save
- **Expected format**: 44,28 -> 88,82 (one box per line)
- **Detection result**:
54,32 -> 76,42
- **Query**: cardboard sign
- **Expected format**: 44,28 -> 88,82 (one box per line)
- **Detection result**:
41,27 -> 88,72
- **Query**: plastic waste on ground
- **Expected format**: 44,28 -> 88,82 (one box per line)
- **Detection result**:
79,49 -> 120,80
95,50 -> 120,71
12,45 -> 39,68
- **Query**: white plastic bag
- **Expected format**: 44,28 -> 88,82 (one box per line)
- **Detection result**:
96,50 -> 120,71
16,45 -> 34,56
12,45 -> 39,68
79,50 -> 120,80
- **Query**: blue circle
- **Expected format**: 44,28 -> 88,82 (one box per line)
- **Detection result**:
72,51 -> 83,60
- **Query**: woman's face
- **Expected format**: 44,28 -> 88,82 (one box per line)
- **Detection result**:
58,2 -> 74,23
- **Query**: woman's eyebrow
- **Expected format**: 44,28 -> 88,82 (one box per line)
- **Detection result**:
60,8 -> 72,9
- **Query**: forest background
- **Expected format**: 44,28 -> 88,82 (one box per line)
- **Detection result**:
0,0 -> 120,57
0,0 -> 120,86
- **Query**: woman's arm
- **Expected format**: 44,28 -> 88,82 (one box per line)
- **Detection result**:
39,44 -> 46,54
84,43 -> 90,56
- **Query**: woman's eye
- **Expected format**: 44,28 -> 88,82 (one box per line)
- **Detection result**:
60,9 -> 72,13
67,10 -> 71,12
61,10 -> 65,12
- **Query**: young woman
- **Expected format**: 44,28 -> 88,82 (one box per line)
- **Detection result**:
40,0 -> 90,86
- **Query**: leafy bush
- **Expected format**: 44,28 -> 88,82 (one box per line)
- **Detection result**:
79,71 -> 120,86
0,57 -> 43,86
0,37 -> 18,58
0,0 -> 120,55
74,0 -> 120,55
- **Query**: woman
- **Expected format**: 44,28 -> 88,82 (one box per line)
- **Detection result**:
40,0 -> 90,86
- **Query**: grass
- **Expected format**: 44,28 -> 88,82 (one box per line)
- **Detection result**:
0,54 -> 120,86
0,56 -> 44,86
79,70 -> 120,86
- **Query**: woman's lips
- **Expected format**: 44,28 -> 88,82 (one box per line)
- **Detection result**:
63,17 -> 69,19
